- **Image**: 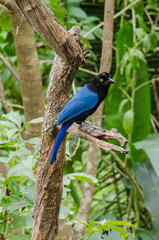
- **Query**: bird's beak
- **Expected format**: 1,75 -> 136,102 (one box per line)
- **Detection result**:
107,77 -> 115,84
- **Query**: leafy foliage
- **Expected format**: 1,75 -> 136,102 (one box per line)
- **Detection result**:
0,0 -> 159,239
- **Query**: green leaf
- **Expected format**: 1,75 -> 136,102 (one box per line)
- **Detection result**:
1,68 -> 11,83
3,111 -> 22,128
81,16 -> 99,24
69,7 -> 87,19
0,120 -> 16,129
25,137 -> 41,146
21,183 -> 36,202
23,117 -> 43,129
1,196 -> 32,211
143,31 -> 158,52
105,71 -> 125,137
132,49 -> 146,63
26,209 -> 34,228
132,61 -> 151,142
7,233 -> 30,240
0,157 -> 8,163
7,128 -> 18,140
9,149 -> 31,158
97,220 -> 134,229
116,22 -> 133,65
0,140 -> 16,148
62,186 -> 71,199
63,173 -> 98,186
59,203 -> 74,219
89,220 -> 98,228
134,161 -> 159,239
51,0 -> 65,23
118,99 -> 129,116
122,110 -> 134,135
135,28 -> 146,39
7,163 -> 35,180
106,226 -> 128,240
134,134 -> 159,178
120,52 -> 130,74
8,216 -> 26,233
125,63 -> 132,84
4,176 -> 18,186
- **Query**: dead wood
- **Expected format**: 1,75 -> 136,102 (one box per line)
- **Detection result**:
69,121 -> 128,154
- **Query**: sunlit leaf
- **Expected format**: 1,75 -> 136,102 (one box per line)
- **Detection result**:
23,117 -> 44,129
59,203 -> 74,219
3,111 -> 22,128
64,173 -> 98,185
69,7 -> 87,19
8,216 -> 26,233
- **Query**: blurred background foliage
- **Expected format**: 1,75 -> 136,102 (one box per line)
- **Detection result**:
0,0 -> 159,239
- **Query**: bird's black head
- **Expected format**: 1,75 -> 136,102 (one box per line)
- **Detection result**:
95,72 -> 115,86
87,72 -> 115,100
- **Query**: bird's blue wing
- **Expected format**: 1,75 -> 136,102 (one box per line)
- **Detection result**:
57,85 -> 98,125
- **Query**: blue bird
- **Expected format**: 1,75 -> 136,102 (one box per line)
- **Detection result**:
50,72 -> 115,164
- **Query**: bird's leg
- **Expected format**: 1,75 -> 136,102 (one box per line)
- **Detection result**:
75,120 -> 83,125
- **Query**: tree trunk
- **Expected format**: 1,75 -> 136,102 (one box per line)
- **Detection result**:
10,6 -> 45,139
73,0 -> 115,238
13,1 -> 90,239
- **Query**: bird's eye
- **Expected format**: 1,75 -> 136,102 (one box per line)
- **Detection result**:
100,78 -> 104,82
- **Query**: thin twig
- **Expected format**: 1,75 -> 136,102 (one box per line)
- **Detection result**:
111,152 -> 144,201
151,117 -> 157,133
154,12 -> 159,26
118,87 -> 132,102
114,0 -> 141,19
152,81 -> 159,114
102,156 -> 128,179
112,167 -> 122,218
7,103 -> 24,109
144,8 -> 153,27
126,190 -> 133,222
69,137 -> 80,159
135,77 -> 159,92
83,0 -> 141,39
151,114 -> 159,128
78,67 -> 98,76
0,53 -> 20,83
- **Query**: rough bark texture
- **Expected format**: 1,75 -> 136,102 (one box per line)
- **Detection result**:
13,1 -> 90,239
69,122 -> 128,153
73,0 -> 115,238
14,0 -> 84,62
12,1 -> 127,239
10,5 -> 45,139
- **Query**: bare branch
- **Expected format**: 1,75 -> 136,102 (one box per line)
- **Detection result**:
69,122 -> 129,155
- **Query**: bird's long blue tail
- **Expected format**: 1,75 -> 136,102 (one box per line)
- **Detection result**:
50,122 -> 70,164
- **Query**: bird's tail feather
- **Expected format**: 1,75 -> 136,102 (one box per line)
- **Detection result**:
50,122 -> 70,164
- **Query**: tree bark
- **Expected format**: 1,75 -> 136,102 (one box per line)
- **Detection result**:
10,4 -> 45,139
13,1 -> 90,239
12,1 -> 128,239
73,0 -> 115,238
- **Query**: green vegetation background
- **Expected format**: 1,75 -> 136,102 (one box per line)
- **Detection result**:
0,0 -> 159,239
